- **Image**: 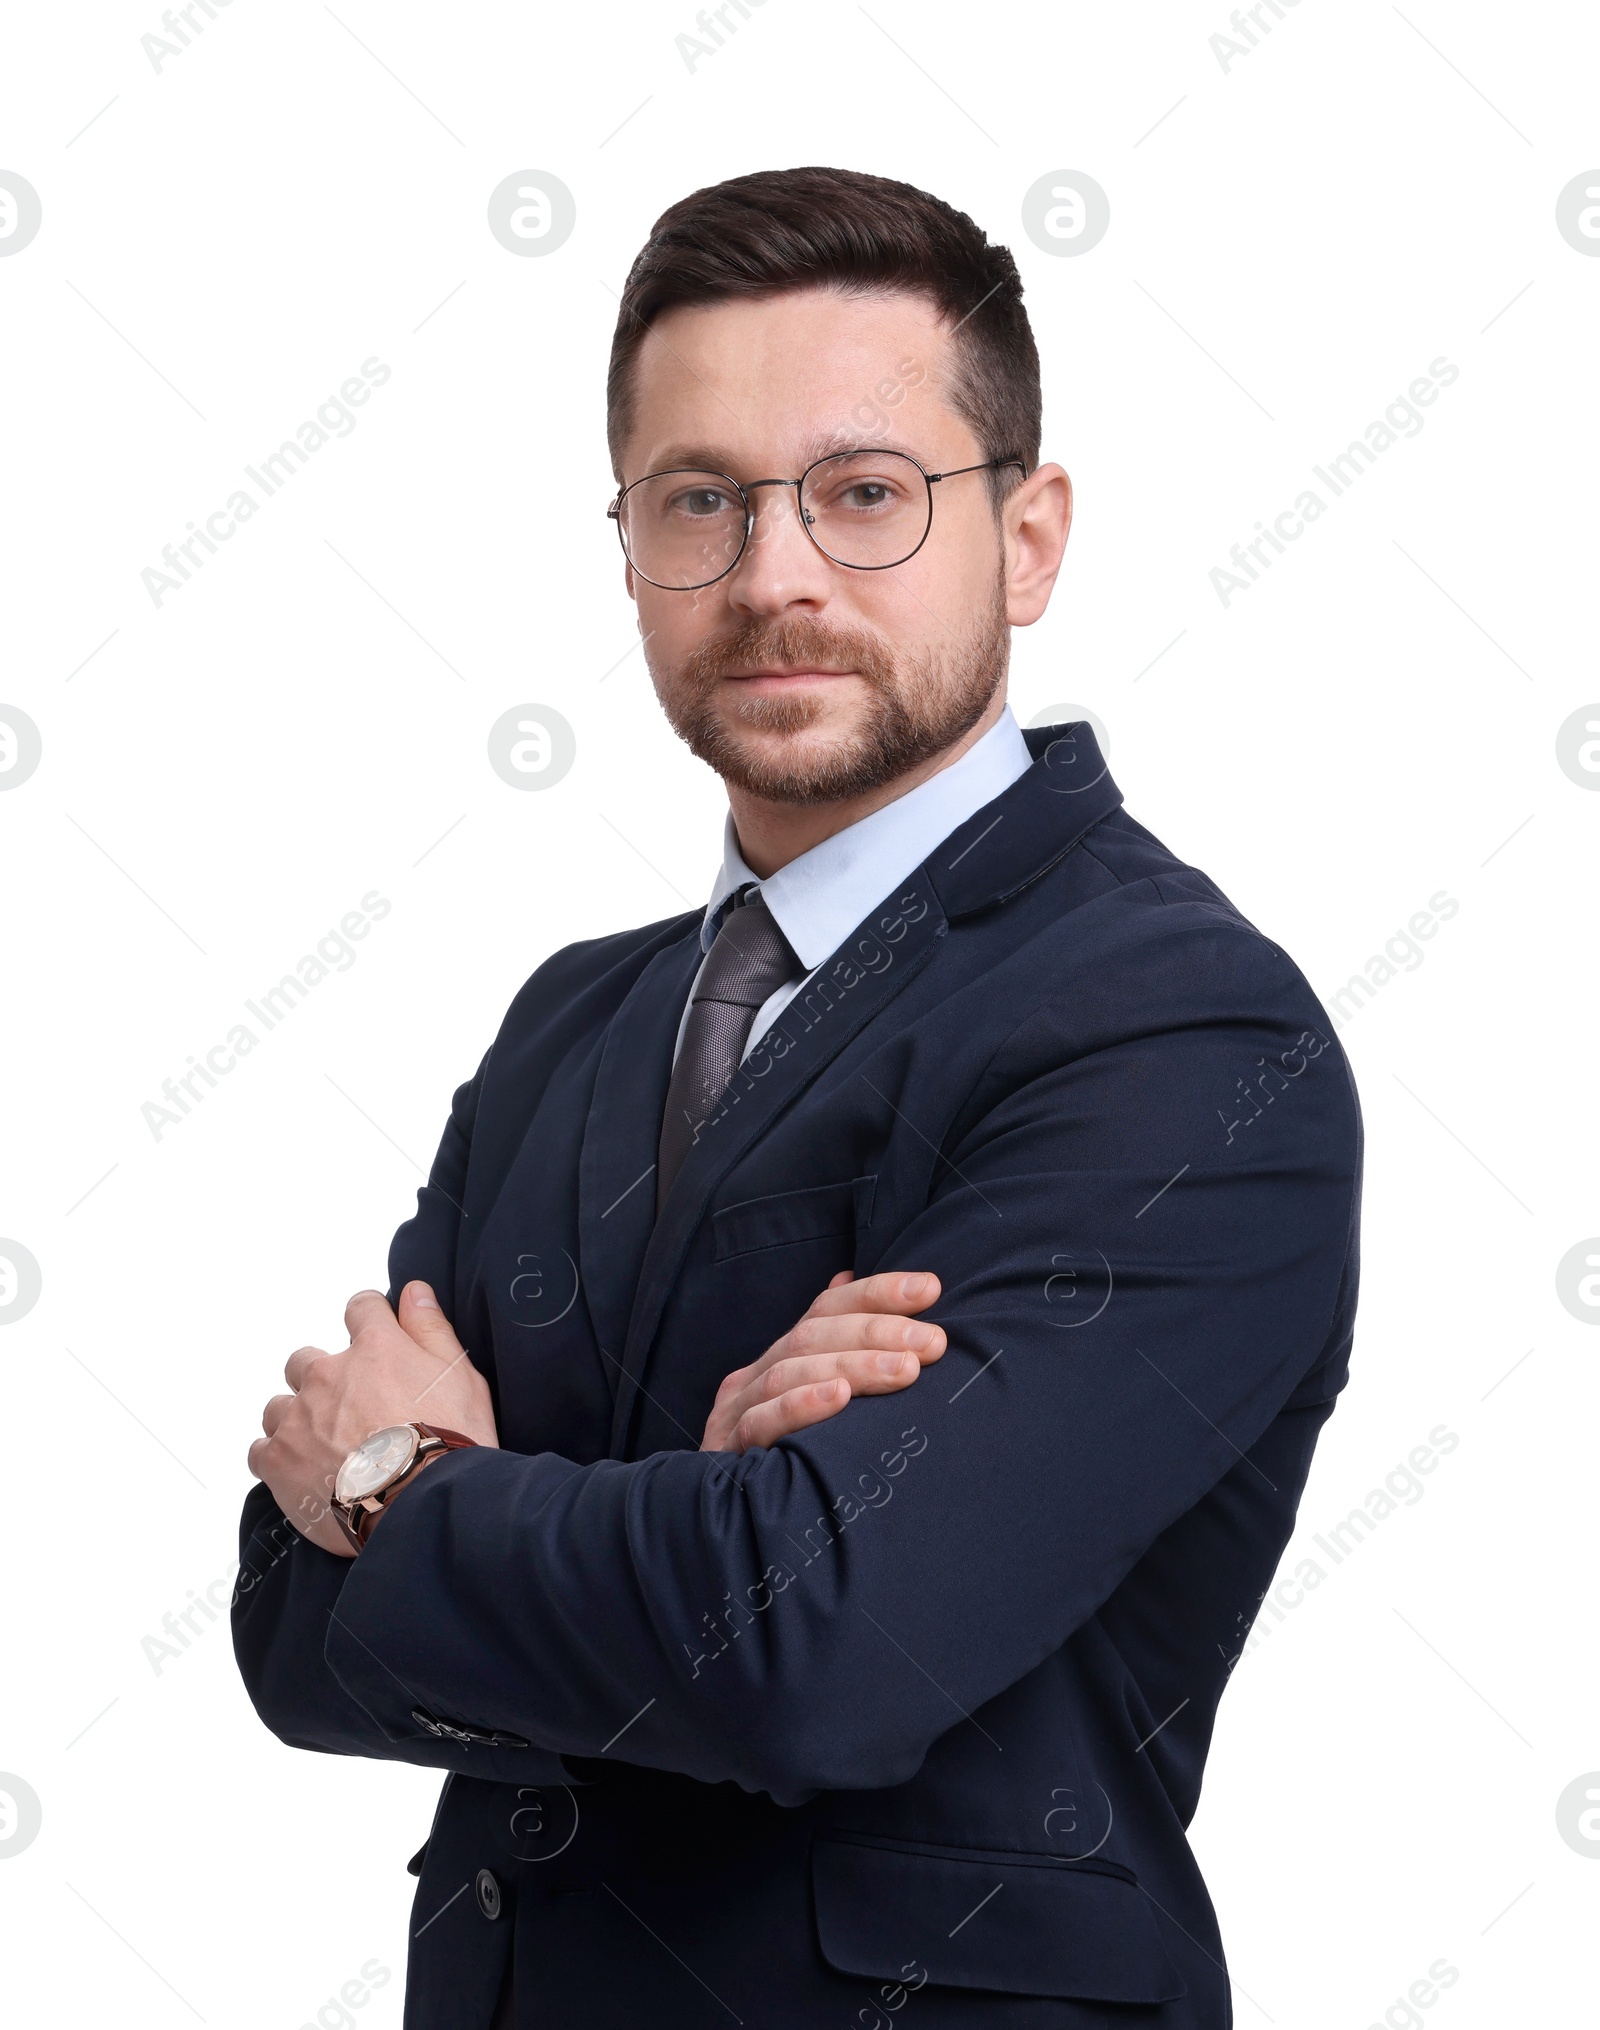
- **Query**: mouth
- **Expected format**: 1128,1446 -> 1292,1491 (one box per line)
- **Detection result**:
724,666 -> 858,690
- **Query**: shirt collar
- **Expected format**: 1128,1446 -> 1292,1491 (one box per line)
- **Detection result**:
700,705 -> 1035,964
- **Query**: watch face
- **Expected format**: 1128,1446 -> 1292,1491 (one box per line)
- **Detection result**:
335,1424 -> 418,1503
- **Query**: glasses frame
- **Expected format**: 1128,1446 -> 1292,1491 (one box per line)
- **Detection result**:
606,448 -> 1027,592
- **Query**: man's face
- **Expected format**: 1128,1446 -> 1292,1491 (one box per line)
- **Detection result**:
618,288 -> 1016,805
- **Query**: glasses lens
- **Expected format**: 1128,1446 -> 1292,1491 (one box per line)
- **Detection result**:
616,471 -> 745,589
800,451 -> 930,569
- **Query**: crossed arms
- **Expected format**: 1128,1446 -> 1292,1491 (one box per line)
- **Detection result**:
234,932 -> 1359,1807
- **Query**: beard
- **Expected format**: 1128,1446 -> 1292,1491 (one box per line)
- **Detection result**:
650,574 -> 1011,805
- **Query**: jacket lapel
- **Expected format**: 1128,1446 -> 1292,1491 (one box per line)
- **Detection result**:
578,930 -> 704,1407
608,877 -> 950,1456
598,721 -> 1125,1457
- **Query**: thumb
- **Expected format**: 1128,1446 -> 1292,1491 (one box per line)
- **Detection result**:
397,1280 -> 464,1355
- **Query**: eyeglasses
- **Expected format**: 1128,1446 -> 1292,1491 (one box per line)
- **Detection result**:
607,448 -> 1025,592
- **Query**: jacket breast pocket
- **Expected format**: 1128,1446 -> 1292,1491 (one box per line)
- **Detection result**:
712,1176 -> 877,1263
811,1834 -> 1185,2005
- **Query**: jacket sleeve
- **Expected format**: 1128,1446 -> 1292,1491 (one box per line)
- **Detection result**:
231,1048 -> 576,1786
317,926 -> 1362,1806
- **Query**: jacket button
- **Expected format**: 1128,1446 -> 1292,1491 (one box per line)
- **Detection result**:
475,1868 -> 503,1921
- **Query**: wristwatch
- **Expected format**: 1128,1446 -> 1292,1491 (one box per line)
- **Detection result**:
330,1422 -> 477,1551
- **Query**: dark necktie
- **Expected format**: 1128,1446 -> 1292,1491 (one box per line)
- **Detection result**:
657,887 -> 799,1209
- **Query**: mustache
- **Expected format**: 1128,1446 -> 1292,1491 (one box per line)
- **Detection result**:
676,615 -> 901,692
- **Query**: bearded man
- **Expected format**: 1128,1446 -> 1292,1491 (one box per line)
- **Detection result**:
236,166 -> 1362,2030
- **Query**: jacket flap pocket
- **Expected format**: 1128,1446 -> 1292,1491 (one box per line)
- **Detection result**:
713,1176 -> 876,1262
811,1835 -> 1185,2004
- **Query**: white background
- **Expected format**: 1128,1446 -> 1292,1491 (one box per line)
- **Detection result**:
1,2 -> 1596,2024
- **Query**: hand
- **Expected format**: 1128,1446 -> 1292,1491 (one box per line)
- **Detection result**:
700,1271 -> 945,1455
248,1282 -> 499,1558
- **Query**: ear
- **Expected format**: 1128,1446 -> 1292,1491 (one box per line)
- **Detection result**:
1003,463 -> 1072,627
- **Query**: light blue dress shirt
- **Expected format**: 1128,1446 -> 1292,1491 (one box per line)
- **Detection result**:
673,705 -> 1034,1067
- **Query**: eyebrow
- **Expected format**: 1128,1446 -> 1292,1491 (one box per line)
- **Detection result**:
636,434 -> 931,480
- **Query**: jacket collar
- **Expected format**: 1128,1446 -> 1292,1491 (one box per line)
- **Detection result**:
926,719 -> 1121,919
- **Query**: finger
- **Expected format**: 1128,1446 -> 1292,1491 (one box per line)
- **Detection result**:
707,1338 -> 938,1449
781,1310 -> 946,1364
396,1280 -> 468,1362
260,1392 -> 296,1438
283,1344 -> 331,1391
732,1379 -> 850,1453
246,1435 -> 269,1481
826,1271 -> 855,1289
343,1287 -> 396,1342
755,1345 -> 933,1405
804,1271 -> 941,1320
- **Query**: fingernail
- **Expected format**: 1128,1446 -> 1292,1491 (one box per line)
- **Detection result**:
876,1350 -> 911,1375
905,1324 -> 937,1350
407,1282 -> 439,1311
899,1274 -> 929,1300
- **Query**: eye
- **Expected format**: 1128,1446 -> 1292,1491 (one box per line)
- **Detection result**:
811,467 -> 914,514
671,486 -> 739,518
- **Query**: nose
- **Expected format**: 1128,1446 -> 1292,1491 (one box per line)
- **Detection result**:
724,480 -> 836,616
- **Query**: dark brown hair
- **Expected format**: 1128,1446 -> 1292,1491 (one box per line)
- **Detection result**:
606,166 -> 1040,508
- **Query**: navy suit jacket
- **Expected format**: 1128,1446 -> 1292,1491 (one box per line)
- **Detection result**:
233,723 -> 1362,2029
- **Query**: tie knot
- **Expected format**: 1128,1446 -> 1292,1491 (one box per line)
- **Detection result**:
692,889 -> 799,1014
